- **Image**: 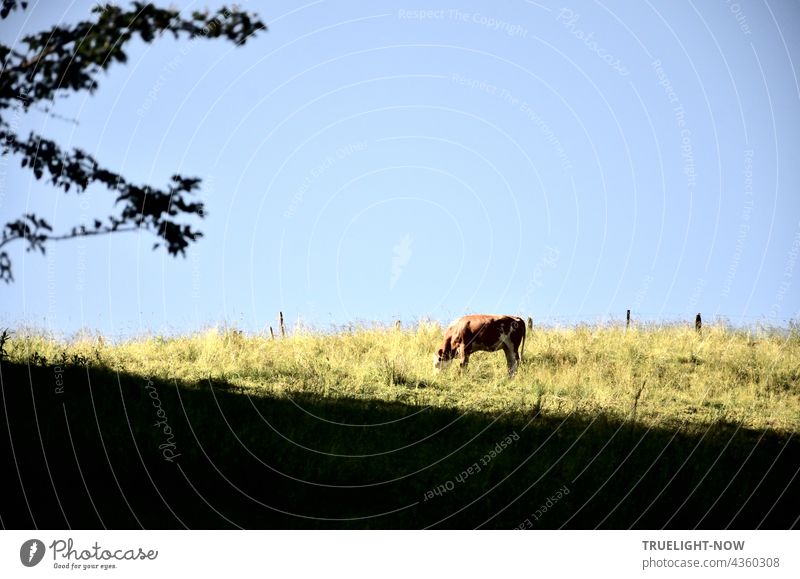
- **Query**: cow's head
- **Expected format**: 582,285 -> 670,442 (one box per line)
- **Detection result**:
433,347 -> 453,372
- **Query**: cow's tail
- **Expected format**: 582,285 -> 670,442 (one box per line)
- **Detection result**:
519,317 -> 526,363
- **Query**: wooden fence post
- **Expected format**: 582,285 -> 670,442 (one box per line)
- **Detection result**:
279,311 -> 286,338
526,317 -> 533,332
695,313 -> 702,332
626,309 -> 631,330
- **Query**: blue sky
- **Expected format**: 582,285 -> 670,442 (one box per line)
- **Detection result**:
2,0 -> 799,336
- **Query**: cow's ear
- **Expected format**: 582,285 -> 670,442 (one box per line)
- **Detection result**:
437,348 -> 443,357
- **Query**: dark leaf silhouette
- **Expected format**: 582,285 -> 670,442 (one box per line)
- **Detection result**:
0,1 -> 266,282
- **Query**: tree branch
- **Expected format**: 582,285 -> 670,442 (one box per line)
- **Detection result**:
0,2 -> 265,284
0,225 -> 140,250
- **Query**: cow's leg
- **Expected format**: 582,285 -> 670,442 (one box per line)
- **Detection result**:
504,346 -> 518,376
499,330 -> 520,376
458,345 -> 469,370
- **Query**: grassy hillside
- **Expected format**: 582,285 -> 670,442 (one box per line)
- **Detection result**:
8,322 -> 799,432
1,322 -> 798,528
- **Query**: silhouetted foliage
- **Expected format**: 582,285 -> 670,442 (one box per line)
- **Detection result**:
0,1 -> 265,282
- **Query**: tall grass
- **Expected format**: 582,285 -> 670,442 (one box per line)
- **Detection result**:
7,322 -> 799,433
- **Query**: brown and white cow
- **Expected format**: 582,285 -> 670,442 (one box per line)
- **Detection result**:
433,314 -> 526,376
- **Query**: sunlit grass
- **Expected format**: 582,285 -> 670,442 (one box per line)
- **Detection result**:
6,321 -> 799,433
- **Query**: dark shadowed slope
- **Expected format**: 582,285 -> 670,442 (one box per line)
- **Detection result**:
1,361 -> 797,529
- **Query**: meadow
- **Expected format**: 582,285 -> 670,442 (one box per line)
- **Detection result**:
1,321 -> 798,528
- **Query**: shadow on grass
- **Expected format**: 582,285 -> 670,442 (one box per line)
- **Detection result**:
0,360 -> 797,529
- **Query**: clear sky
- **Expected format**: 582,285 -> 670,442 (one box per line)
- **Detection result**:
2,0 -> 799,337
